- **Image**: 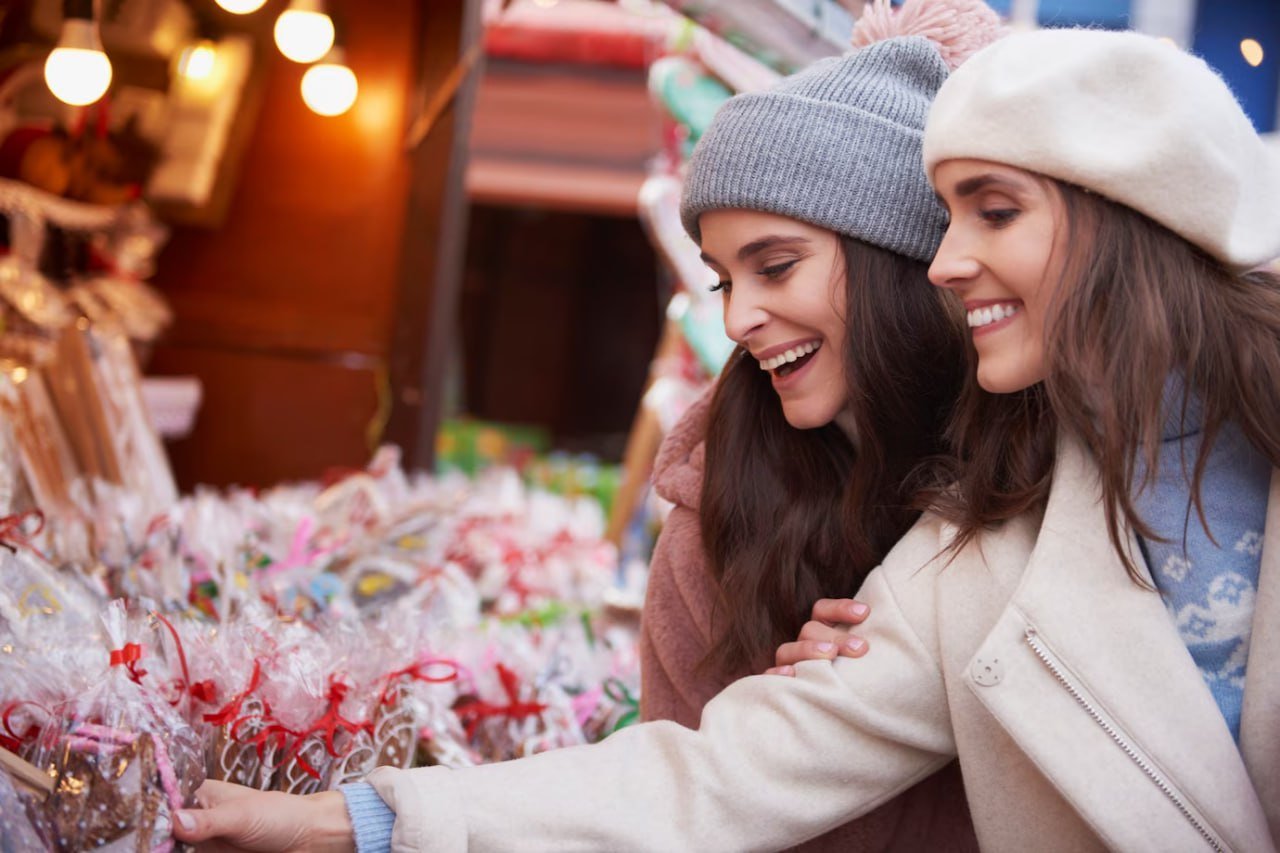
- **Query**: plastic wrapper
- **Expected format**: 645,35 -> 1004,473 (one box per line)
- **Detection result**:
29,602 -> 203,853
0,769 -> 50,853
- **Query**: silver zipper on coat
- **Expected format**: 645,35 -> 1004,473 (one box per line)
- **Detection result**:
1023,627 -> 1225,852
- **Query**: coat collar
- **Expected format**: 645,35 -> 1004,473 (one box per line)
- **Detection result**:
966,435 -> 1276,851
1241,469 -> 1280,839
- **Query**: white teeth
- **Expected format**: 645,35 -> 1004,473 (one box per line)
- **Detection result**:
757,340 -> 820,371
967,304 -> 1020,329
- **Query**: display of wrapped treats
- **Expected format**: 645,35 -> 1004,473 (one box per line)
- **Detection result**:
0,443 -> 641,806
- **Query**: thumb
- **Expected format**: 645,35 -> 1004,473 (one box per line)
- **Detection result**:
171,804 -> 221,845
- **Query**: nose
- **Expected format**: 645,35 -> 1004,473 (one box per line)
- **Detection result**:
928,226 -> 980,291
721,284 -> 769,344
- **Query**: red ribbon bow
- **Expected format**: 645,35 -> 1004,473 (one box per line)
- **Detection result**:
377,658 -> 461,707
454,663 -> 547,739
204,660 -> 263,728
109,642 -> 147,683
233,679 -> 373,781
0,510 -> 51,563
153,612 -> 219,707
0,701 -> 47,752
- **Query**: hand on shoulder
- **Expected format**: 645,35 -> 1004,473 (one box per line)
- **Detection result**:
765,598 -> 870,676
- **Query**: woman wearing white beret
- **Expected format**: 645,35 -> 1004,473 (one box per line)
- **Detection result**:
175,22 -> 1280,853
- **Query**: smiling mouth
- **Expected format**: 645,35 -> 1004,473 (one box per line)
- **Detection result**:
759,341 -> 821,377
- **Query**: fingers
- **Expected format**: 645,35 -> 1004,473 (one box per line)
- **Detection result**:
796,621 -> 868,658
174,780 -> 261,844
174,786 -> 284,846
810,598 -> 870,626
773,635 -> 868,669
195,780 -> 261,808
763,664 -> 795,677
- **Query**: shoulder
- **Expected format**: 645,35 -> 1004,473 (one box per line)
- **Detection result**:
877,512 -> 953,588
653,387 -> 715,509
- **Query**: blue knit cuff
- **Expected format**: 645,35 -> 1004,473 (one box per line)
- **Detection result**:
340,782 -> 395,853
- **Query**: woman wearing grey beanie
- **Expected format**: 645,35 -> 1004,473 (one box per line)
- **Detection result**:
638,10 -> 995,850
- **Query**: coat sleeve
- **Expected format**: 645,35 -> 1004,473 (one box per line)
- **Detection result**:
366,554 -> 958,853
639,504 -> 735,729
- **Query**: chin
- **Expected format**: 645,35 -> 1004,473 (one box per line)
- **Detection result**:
780,402 -> 840,430
976,364 -> 1043,395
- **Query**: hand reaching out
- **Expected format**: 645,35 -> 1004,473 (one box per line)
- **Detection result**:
172,779 -> 355,852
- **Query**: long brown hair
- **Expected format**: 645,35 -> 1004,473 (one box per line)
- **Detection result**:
699,235 -> 966,676
932,181 -> 1280,581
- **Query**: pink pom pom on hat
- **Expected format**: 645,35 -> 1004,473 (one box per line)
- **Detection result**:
851,0 -> 1007,70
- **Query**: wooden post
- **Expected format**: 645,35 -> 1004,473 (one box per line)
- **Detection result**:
383,0 -> 486,469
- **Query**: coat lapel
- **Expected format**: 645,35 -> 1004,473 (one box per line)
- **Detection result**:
963,436 -> 1274,852
1241,469 -> 1280,840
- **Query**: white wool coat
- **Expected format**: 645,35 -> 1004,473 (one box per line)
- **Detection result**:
368,436 -> 1280,852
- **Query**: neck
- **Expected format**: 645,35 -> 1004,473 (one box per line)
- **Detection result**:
835,408 -> 859,447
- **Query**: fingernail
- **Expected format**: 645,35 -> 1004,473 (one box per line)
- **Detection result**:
175,811 -> 195,831
816,642 -> 834,653
846,638 -> 866,653
849,603 -> 869,619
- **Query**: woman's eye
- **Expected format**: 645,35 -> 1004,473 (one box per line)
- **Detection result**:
979,208 -> 1019,227
708,280 -> 730,293
759,259 -> 798,279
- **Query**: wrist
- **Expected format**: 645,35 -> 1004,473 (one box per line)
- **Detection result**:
305,790 -> 356,853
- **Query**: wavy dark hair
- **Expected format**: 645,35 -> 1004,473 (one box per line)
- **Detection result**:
699,234 -> 967,676
929,181 -> 1280,582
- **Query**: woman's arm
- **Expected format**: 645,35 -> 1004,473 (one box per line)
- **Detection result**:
377,563 -> 954,851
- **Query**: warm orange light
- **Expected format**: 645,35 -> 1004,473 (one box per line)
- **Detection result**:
301,50 -> 357,116
274,0 -> 335,64
215,0 -> 268,13
1241,39 -> 1264,67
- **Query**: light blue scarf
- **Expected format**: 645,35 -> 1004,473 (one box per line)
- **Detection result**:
1132,378 -> 1269,742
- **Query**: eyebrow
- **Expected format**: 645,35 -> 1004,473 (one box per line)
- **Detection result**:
953,173 -> 1026,198
699,235 -> 811,266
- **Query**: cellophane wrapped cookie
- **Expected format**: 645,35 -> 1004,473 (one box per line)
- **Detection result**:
29,602 -> 203,853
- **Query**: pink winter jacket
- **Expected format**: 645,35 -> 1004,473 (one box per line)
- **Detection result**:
639,393 -> 979,852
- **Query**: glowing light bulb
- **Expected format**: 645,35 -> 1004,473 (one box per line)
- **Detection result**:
274,0 -> 335,64
301,50 -> 357,116
44,18 -> 112,106
215,0 -> 268,13
177,41 -> 218,81
1241,39 -> 1264,68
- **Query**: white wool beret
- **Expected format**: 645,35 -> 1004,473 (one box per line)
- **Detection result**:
923,28 -> 1280,271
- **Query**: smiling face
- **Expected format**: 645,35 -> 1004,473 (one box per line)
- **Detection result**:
929,159 -> 1068,394
699,209 -> 849,430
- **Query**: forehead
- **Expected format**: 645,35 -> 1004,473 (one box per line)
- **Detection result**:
698,210 -> 829,254
933,159 -> 1039,197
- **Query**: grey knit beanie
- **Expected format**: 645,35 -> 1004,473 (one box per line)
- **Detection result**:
680,36 -> 950,263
